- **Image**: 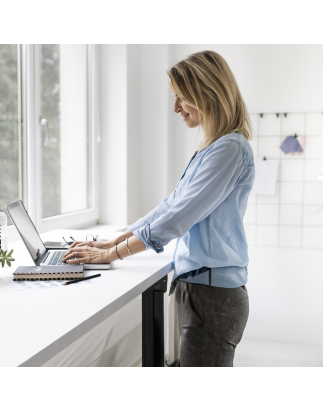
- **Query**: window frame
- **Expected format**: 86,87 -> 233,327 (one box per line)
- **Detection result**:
7,44 -> 100,242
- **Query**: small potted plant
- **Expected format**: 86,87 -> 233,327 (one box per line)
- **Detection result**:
0,249 -> 15,268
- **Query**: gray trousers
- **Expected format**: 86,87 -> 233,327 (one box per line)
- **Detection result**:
175,280 -> 249,367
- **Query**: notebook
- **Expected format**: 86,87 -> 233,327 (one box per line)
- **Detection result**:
12,265 -> 84,281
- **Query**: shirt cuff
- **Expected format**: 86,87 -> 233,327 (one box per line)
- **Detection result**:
133,223 -> 164,254
128,218 -> 147,233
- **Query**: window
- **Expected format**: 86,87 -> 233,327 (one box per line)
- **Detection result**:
0,45 -> 21,225
39,45 -> 91,218
2,44 -> 99,241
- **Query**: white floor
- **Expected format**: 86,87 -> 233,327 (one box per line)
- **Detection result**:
234,339 -> 323,367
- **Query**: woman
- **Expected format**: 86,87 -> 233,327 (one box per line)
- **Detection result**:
63,50 -> 255,367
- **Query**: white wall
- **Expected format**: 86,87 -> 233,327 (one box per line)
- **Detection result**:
170,45 -> 323,113
99,45 -> 128,224
245,247 -> 323,345
126,45 -> 141,223
60,45 -> 88,214
99,45 -> 171,225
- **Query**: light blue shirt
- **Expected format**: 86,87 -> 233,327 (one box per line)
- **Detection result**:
128,132 -> 255,288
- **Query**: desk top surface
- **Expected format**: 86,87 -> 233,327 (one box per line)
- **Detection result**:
0,228 -> 175,367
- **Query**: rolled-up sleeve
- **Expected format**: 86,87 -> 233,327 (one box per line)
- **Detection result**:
133,141 -> 246,253
128,191 -> 176,234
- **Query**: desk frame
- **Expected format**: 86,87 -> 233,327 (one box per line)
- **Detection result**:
142,275 -> 168,367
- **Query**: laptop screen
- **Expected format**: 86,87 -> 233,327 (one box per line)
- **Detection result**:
6,200 -> 46,262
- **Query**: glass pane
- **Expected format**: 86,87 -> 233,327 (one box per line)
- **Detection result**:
0,45 -> 19,225
40,44 -> 90,218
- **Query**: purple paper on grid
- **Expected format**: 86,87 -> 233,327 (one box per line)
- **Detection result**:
280,135 -> 303,154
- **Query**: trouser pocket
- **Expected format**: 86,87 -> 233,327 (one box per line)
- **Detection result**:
175,281 -> 202,330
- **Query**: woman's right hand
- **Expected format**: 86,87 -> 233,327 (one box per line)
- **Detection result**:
68,240 -> 115,250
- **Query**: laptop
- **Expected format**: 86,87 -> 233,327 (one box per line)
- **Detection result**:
6,200 -> 111,270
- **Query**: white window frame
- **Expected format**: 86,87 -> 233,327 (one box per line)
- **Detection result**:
7,44 -> 100,242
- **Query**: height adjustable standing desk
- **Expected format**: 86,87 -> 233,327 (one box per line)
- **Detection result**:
0,229 -> 175,367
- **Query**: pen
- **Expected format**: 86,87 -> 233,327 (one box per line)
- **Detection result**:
63,273 -> 101,286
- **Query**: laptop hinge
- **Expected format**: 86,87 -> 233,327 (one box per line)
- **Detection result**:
37,249 -> 49,265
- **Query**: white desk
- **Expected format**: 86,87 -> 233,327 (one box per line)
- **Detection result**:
0,229 -> 175,367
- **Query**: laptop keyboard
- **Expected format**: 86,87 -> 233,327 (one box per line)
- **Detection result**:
48,251 -> 68,265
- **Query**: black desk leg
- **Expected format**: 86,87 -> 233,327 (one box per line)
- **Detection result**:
142,275 -> 168,367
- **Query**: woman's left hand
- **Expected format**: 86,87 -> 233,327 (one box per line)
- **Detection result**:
62,246 -> 112,265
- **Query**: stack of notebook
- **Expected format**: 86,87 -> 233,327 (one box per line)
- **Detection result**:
13,265 -> 84,281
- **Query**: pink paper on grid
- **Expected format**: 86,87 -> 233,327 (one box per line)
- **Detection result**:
290,136 -> 306,155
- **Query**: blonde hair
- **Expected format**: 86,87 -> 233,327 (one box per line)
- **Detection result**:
167,50 -> 252,151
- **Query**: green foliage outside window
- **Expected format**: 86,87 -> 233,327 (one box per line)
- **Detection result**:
40,44 -> 61,218
0,45 -> 62,220
0,45 -> 19,223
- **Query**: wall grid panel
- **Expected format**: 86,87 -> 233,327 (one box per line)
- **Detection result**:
245,112 -> 323,249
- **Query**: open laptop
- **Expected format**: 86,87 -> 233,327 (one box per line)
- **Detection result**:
6,200 -> 111,270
